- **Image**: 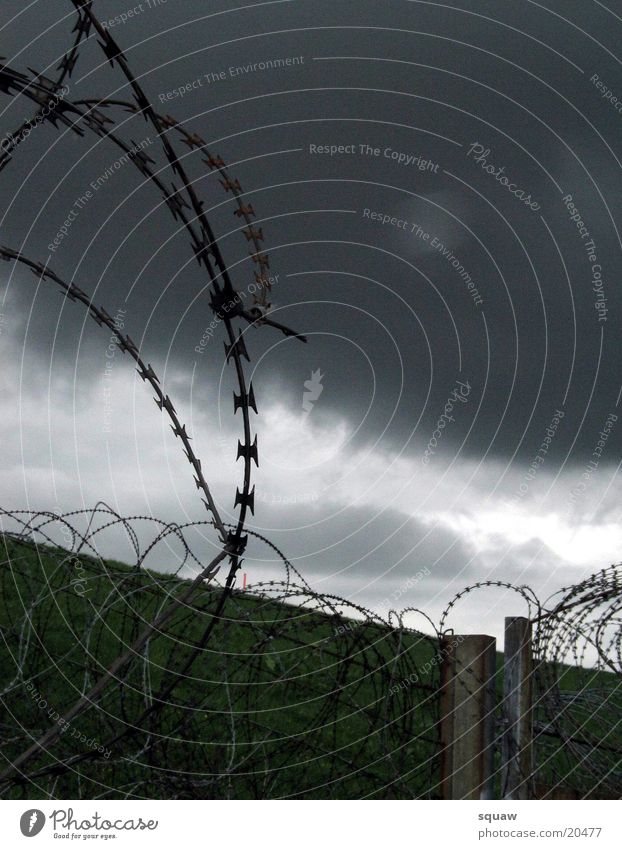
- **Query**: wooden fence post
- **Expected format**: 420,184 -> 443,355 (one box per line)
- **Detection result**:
439,634 -> 497,799
501,616 -> 534,799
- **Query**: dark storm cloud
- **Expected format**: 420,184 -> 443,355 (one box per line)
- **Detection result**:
2,0 -> 622,483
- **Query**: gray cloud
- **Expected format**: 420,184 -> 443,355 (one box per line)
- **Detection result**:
2,0 -> 622,635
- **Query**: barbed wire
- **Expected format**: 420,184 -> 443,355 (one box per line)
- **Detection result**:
1,2 -> 620,801
530,566 -> 622,798
0,0 -> 312,790
439,572 -> 622,799
1,507 -> 621,798
1,0 -> 307,558
0,507 -> 442,798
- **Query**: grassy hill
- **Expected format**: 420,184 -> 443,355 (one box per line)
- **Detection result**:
0,533 -> 441,799
2,533 -> 618,799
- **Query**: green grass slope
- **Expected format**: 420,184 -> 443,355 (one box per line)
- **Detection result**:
3,534 -> 617,799
0,534 -> 440,799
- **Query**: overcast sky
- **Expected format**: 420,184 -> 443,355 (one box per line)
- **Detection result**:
2,0 -> 622,639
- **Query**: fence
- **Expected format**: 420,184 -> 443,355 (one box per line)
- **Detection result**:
437,569 -> 622,799
1,508 -> 620,799
1,6 -> 621,798
0,508 -> 442,799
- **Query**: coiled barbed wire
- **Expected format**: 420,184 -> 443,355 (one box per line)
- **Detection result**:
1,0 -> 309,790
1,2 -> 621,801
1,507 -> 621,798
440,574 -> 622,798
0,507 -> 442,798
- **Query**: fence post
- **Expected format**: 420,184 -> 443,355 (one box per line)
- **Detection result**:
439,634 -> 497,799
501,616 -> 534,799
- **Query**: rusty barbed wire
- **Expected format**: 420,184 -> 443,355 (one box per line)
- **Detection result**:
530,567 -> 622,798
440,573 -> 622,798
1,1 -> 620,801
0,6 -> 90,173
2,508 -> 620,798
1,0 -> 307,562
0,507 -> 442,798
0,0 -> 311,790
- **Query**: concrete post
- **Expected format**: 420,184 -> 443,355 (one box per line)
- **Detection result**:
439,634 -> 497,799
501,616 -> 534,799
